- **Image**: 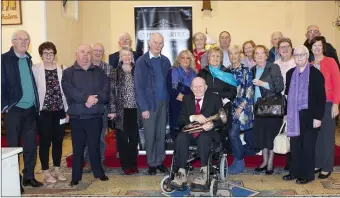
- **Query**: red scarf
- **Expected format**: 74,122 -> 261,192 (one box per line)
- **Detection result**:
193,48 -> 205,72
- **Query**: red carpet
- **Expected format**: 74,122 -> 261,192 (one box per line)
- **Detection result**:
65,130 -> 340,168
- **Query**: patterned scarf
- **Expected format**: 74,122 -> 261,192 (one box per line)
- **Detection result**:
193,48 -> 205,72
287,64 -> 310,137
208,65 -> 237,87
171,66 -> 196,90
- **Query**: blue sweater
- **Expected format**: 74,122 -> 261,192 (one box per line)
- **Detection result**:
134,52 -> 171,112
151,57 -> 167,101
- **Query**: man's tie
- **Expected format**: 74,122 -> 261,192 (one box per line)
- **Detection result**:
192,98 -> 202,138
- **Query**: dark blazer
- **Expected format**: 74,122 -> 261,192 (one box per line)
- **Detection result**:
61,62 -> 109,119
285,66 -> 326,122
251,62 -> 284,97
179,92 -> 223,130
1,47 -> 39,112
134,52 -> 171,112
108,51 -> 141,68
198,66 -> 237,100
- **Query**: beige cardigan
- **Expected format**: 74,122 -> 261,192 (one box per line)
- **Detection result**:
32,62 -> 68,112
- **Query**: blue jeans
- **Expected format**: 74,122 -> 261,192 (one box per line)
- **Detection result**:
243,128 -> 257,156
228,123 -> 244,160
84,106 -> 108,163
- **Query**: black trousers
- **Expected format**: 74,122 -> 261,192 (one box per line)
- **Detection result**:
38,110 -> 66,170
70,117 -> 105,181
118,108 -> 139,170
175,131 -> 214,169
289,111 -> 318,181
5,106 -> 37,180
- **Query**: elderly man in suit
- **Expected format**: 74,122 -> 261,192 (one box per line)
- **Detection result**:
170,77 -> 223,191
109,32 -> 141,68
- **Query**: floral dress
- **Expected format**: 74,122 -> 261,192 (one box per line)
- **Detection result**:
42,69 -> 64,112
230,64 -> 254,131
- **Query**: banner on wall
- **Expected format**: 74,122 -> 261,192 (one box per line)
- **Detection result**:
135,6 -> 192,154
134,6 -> 193,64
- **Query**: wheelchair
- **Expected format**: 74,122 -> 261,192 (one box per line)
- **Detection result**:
160,135 -> 228,197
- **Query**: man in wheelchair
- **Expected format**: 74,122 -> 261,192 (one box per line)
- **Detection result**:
170,77 -> 223,191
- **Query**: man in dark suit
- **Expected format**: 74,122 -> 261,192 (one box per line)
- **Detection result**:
303,25 -> 339,68
108,32 -> 141,68
170,77 -> 223,191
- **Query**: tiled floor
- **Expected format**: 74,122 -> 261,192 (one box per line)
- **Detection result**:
18,123 -> 340,196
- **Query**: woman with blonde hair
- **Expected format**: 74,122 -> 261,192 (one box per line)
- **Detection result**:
192,32 -> 208,71
228,45 -> 254,174
108,46 -> 140,175
167,50 -> 197,139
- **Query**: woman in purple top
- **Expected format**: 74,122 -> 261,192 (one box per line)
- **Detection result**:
283,45 -> 326,184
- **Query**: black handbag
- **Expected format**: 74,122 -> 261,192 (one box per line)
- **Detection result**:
254,94 -> 286,118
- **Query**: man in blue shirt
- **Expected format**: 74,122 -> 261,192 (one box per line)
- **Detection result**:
1,30 -> 42,191
134,33 -> 171,175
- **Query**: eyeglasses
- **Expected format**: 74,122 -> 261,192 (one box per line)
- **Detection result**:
14,38 -> 30,43
42,52 -> 54,57
294,53 -> 308,58
308,30 -> 319,34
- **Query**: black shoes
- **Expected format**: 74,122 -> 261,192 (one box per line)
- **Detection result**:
22,178 -> 43,187
70,180 -> 79,186
282,174 -> 297,181
265,168 -> 274,175
254,166 -> 267,172
98,176 -> 109,181
296,178 -> 312,184
318,172 -> 331,179
314,168 -> 322,174
157,164 -> 169,173
148,167 -> 157,175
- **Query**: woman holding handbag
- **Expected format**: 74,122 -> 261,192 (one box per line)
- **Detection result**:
251,45 -> 284,175
283,45 -> 326,184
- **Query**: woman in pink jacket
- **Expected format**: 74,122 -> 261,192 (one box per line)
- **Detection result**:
310,36 -> 340,179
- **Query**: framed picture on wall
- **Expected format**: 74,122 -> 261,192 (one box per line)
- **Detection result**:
1,0 -> 22,25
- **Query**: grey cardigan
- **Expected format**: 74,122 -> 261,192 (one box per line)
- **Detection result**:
251,62 -> 284,97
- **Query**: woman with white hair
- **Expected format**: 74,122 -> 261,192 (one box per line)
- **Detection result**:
108,46 -> 140,175
283,45 -> 326,184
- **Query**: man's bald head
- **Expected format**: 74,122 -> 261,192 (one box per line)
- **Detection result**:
76,44 -> 92,68
149,33 -> 164,56
191,77 -> 207,98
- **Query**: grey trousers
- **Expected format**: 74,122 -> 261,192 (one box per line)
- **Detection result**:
143,101 -> 167,167
315,102 -> 336,172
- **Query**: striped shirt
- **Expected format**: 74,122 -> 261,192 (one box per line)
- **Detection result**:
97,61 -> 112,77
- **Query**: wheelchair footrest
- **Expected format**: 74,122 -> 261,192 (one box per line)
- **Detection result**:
190,183 -> 210,192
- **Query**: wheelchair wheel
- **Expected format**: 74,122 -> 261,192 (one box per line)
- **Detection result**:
219,154 -> 228,182
209,178 -> 218,197
160,175 -> 175,193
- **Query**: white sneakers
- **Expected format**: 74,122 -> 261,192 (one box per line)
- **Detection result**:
44,167 -> 67,183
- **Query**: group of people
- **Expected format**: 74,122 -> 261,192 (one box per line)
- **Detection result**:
1,24 -> 339,192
